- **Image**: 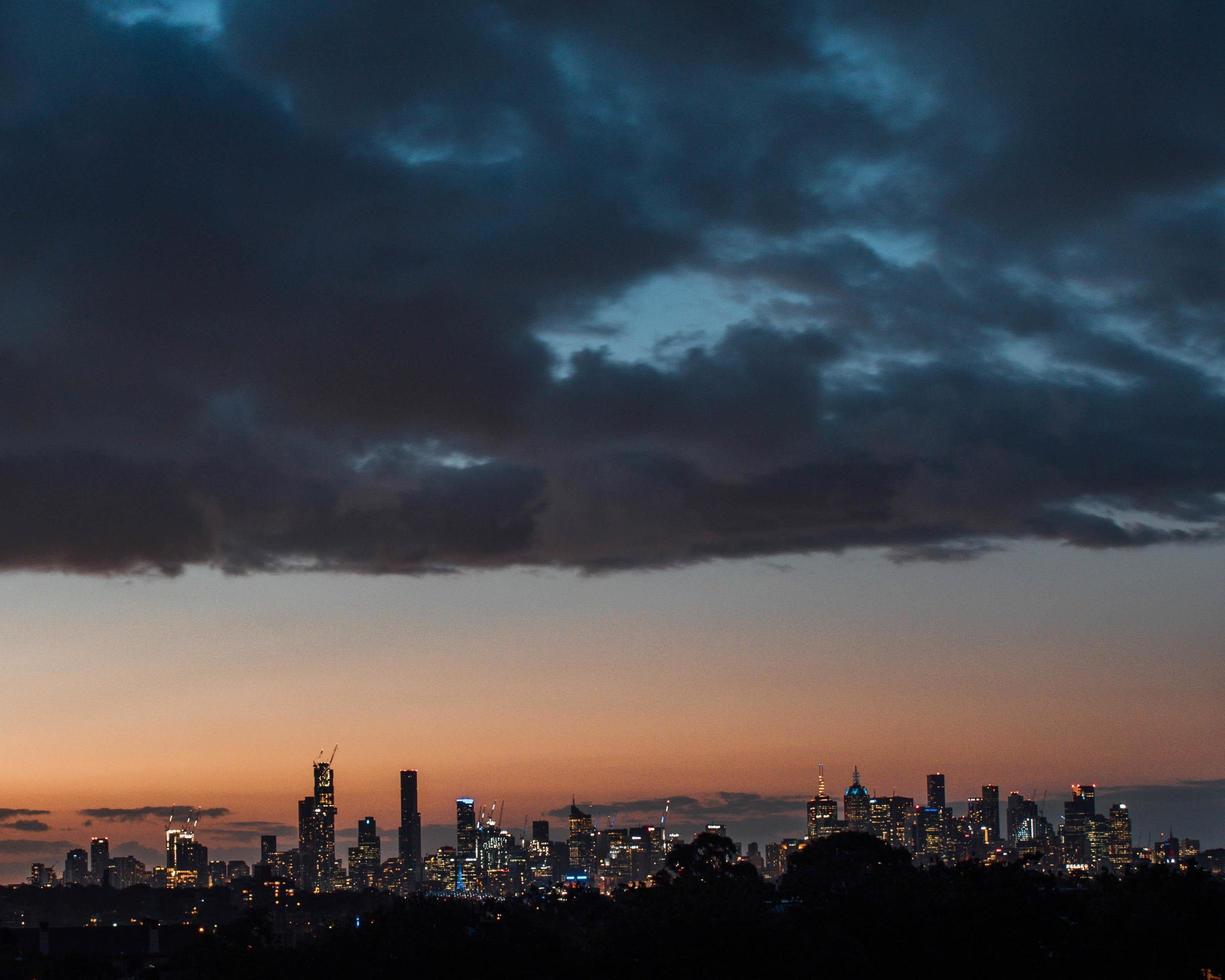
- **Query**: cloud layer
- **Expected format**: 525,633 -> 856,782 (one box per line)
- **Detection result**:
1,0 -> 1222,573
77,806 -> 231,823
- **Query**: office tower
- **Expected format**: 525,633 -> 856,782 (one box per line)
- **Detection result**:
869,796 -> 916,848
527,821 -> 553,883
981,785 -> 1001,843
424,847 -> 458,892
227,860 -> 250,881
927,773 -> 946,809
568,802 -> 596,875
108,855 -> 144,890
807,764 -> 840,839
916,805 -> 947,860
64,848 -> 88,885
844,767 -> 871,833
456,798 -> 477,865
260,835 -> 277,865
1062,783 -> 1096,867
208,860 -> 228,887
89,837 -> 110,886
966,797 -> 988,844
29,863 -> 51,887
399,770 -> 423,885
1007,792 -> 1039,847
269,849 -> 300,883
349,816 -> 382,889
1108,803 -> 1132,867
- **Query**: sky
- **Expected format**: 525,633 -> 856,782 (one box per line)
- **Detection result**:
1,0 -> 1223,880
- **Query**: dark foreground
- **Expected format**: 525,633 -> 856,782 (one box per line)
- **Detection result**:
3,835 -> 1223,979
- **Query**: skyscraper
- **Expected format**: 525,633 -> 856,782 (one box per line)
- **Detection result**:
927,773 -> 946,809
1108,803 -> 1132,868
966,797 -> 988,844
869,796 -> 916,848
568,802 -> 596,875
399,770 -> 422,885
1062,783 -> 1096,867
844,767 -> 871,833
806,763 -> 840,839
64,848 -> 88,886
89,837 -> 110,887
456,797 -> 477,891
299,758 -> 338,893
981,785 -> 1000,843
348,816 -> 381,889
1007,792 -> 1040,847
260,835 -> 277,865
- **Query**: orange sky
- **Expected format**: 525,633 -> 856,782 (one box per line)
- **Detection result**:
4,540 -> 1224,878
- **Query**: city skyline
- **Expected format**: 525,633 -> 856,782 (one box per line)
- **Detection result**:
2,0 -> 1224,918
5,750 -> 1220,886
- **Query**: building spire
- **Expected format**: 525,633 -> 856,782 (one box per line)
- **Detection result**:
852,765 -> 861,786
817,762 -> 826,798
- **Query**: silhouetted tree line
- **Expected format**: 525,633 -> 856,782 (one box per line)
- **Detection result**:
4,833 -> 1223,979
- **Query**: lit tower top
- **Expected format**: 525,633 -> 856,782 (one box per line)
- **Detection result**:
843,765 -> 871,833
313,745 -> 338,808
817,762 -> 827,799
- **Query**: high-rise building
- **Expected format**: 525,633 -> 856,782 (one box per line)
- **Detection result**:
268,849 -> 300,884
1007,792 -> 1040,847
172,834 -> 209,885
227,859 -> 250,881
568,802 -> 596,875
981,785 -> 1000,843
456,798 -> 477,869
966,797 -> 987,842
1062,783 -> 1096,868
844,767 -> 871,833
208,860 -> 228,887
927,773 -> 946,809
869,796 -> 916,848
399,770 -> 423,886
349,816 -> 381,890
806,764 -> 840,839
424,847 -> 457,892
916,805 -> 948,860
532,820 -> 550,843
397,772 -> 421,884
108,855 -> 145,890
299,758 -> 338,893
64,848 -> 88,886
89,837 -> 110,886
260,835 -> 277,866
1108,803 -> 1132,868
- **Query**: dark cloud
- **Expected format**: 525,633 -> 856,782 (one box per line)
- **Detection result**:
0,809 -> 49,820
206,821 -> 295,842
0,819 -> 50,832
1097,778 -> 1225,849
0,0 -> 1220,574
77,806 -> 230,822
0,839 -> 75,856
548,792 -> 809,847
